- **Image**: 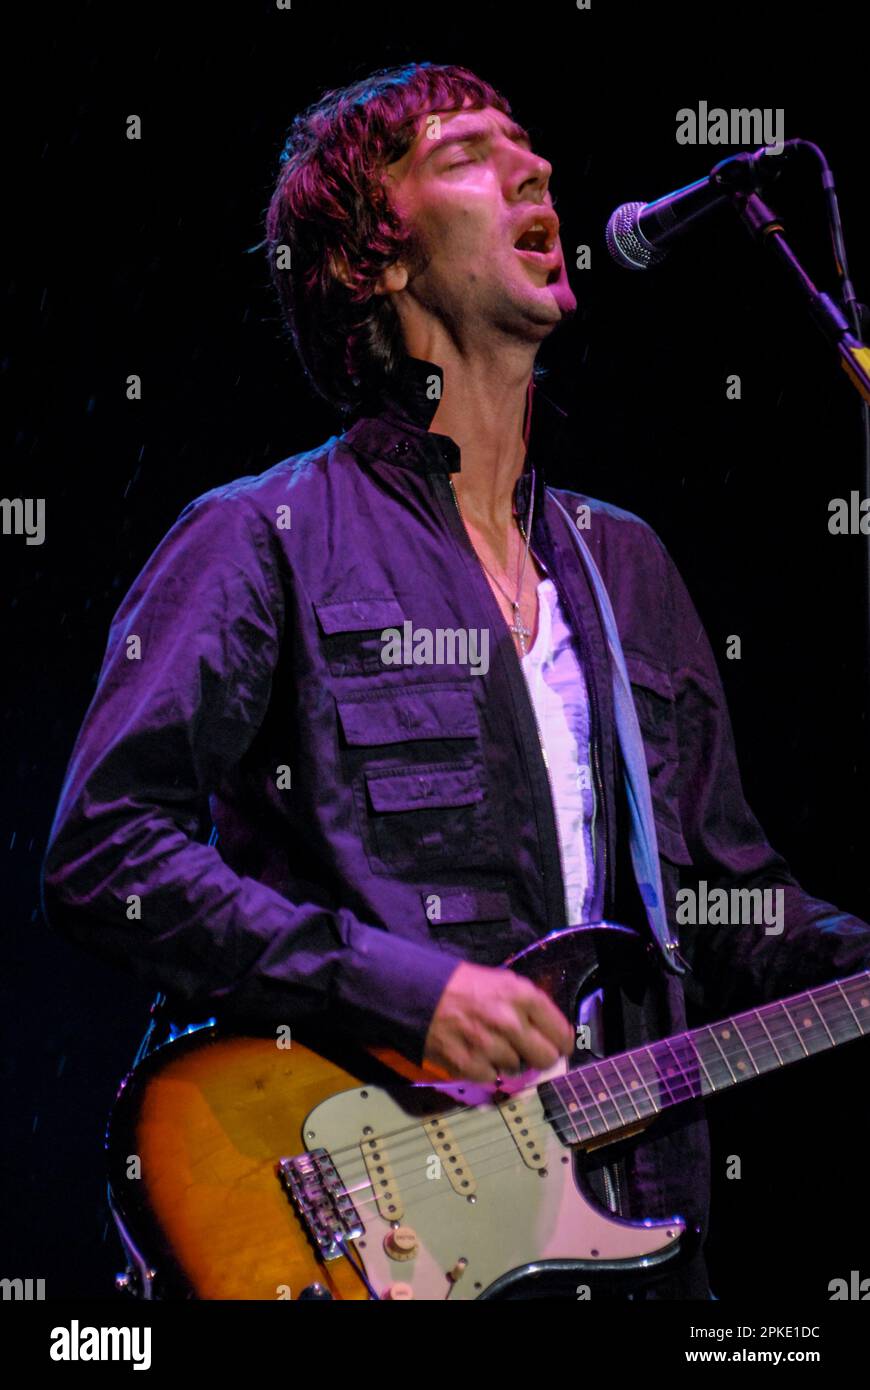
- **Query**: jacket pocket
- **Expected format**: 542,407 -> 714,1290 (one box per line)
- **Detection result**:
313,595 -> 405,676
419,885 -> 515,965
336,684 -> 479,747
358,760 -> 495,873
624,650 -> 692,866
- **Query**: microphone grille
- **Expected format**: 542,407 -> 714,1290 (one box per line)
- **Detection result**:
605,201 -> 666,271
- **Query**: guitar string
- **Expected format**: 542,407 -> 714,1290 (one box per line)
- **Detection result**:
302,981 -> 867,1170
319,985 -> 868,1200
335,1021 -> 867,1224
334,994 -> 868,1219
292,988 -> 868,1220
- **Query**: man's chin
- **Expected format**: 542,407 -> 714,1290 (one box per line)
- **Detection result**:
546,270 -> 578,318
519,282 -> 577,329
552,287 -> 578,320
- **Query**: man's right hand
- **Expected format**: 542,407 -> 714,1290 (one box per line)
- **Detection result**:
422,961 -> 576,1082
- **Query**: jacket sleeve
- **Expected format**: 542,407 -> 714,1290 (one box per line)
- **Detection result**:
653,531 -> 870,1018
40,489 -> 459,1063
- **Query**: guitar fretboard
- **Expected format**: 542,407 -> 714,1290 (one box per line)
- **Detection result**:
539,970 -> 870,1146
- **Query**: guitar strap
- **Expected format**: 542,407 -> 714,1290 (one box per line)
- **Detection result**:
548,491 -> 687,977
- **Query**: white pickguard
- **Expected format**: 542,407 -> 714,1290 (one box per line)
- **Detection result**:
302,1057 -> 685,1300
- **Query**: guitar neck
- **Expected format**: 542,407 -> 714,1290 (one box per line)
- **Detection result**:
541,969 -> 870,1145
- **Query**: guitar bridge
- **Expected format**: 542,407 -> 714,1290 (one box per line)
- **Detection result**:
278,1151 -> 364,1260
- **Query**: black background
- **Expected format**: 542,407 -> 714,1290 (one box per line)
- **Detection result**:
3,1 -> 869,1300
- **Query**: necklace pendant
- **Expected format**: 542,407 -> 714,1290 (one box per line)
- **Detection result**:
510,602 -> 531,652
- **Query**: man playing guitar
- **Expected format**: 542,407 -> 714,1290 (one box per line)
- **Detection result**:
42,62 -> 870,1300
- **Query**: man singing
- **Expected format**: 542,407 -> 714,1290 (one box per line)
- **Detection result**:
42,62 -> 870,1299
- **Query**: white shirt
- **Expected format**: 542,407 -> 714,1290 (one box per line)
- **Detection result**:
520,576 -> 596,926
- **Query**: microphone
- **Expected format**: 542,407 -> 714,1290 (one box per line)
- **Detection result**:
606,143 -> 799,270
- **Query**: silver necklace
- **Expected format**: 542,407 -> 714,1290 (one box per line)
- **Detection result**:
448,475 -> 536,655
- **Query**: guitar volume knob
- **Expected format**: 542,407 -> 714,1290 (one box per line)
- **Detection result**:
384,1281 -> 414,1300
384,1225 -> 419,1261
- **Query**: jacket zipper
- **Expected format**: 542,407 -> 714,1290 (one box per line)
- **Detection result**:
590,736 -> 607,915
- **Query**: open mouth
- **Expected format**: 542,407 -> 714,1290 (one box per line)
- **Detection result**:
512,212 -> 561,274
514,223 -> 557,254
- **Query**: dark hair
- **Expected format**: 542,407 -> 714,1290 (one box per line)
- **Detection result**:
265,62 -> 512,414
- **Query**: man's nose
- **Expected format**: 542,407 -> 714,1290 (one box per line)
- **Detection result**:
511,149 -> 553,204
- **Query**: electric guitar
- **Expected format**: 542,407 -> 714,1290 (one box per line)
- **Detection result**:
106,923 -> 870,1300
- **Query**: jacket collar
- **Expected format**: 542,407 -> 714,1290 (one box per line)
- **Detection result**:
340,354 -> 572,526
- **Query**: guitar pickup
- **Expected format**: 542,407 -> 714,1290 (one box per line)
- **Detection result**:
278,1150 -> 364,1261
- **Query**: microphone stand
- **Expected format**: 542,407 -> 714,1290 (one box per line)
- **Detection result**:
711,156 -> 870,715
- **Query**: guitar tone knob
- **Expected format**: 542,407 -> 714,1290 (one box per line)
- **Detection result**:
384,1281 -> 414,1300
384,1225 -> 419,1261
297,1283 -> 333,1300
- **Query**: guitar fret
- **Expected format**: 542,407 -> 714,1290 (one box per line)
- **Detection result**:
655,1041 -> 687,1101
560,1071 -> 608,1139
688,1034 -> 717,1095
597,1056 -> 643,1124
630,1046 -> 669,1111
706,1023 -> 739,1084
835,979 -> 864,1036
819,978 -> 866,1042
845,974 -> 870,1031
548,1090 -> 587,1144
624,1051 -> 660,1117
644,1042 -> 679,1106
658,1036 -> 704,1102
755,1009 -> 785,1066
807,992 -> 836,1046
585,1061 -> 628,1130
782,994 -> 834,1056
729,1017 -> 760,1077
536,970 -> 870,1148
539,1078 -> 592,1146
730,1010 -> 783,1076
764,1000 -> 810,1059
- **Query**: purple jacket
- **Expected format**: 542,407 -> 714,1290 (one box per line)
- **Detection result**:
42,354 -> 870,1298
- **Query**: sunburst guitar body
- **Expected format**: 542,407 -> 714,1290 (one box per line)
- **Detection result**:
106,922 -> 870,1300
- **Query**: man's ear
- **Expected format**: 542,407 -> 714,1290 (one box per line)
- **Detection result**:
329,249 -> 408,296
328,249 -> 355,290
372,262 -> 409,296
